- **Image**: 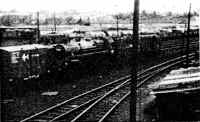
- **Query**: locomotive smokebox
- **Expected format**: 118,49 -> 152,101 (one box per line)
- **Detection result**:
54,44 -> 66,60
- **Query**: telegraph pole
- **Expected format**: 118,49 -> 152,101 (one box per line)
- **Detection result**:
130,0 -> 139,121
36,12 -> 40,43
186,3 -> 191,67
116,15 -> 119,37
54,12 -> 57,32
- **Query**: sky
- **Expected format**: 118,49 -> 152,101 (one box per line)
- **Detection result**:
0,0 -> 199,14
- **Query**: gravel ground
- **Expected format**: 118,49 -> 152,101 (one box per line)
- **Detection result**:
106,70 -> 170,122
2,54 -> 173,121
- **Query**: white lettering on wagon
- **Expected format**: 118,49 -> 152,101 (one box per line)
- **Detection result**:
22,54 -> 29,61
21,53 -> 40,62
11,52 -> 19,63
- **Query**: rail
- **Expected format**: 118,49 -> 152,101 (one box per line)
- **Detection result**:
20,53 -> 196,122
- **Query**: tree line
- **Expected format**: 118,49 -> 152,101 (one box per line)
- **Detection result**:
0,15 -> 91,26
0,10 -> 198,26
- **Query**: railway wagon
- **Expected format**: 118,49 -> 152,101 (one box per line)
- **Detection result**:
0,44 -> 53,95
152,67 -> 200,121
39,33 -> 69,44
140,33 -> 159,54
112,33 -> 160,56
141,29 -> 199,56
114,28 -> 199,57
0,27 -> 38,46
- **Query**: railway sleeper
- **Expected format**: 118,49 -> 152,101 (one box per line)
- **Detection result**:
53,108 -> 69,113
35,115 -> 55,120
29,119 -> 48,122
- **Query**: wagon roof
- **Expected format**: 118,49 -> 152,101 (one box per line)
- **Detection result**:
160,73 -> 200,85
151,66 -> 200,94
0,26 -> 36,30
0,44 -> 52,52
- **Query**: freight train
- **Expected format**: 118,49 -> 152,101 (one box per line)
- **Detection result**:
0,27 -> 199,95
0,27 -> 116,95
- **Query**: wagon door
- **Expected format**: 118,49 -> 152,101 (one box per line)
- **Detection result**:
19,48 -> 41,80
19,49 -> 31,79
29,48 -> 41,78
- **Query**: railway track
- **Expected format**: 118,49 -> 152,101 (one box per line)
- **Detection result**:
20,53 -> 196,122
